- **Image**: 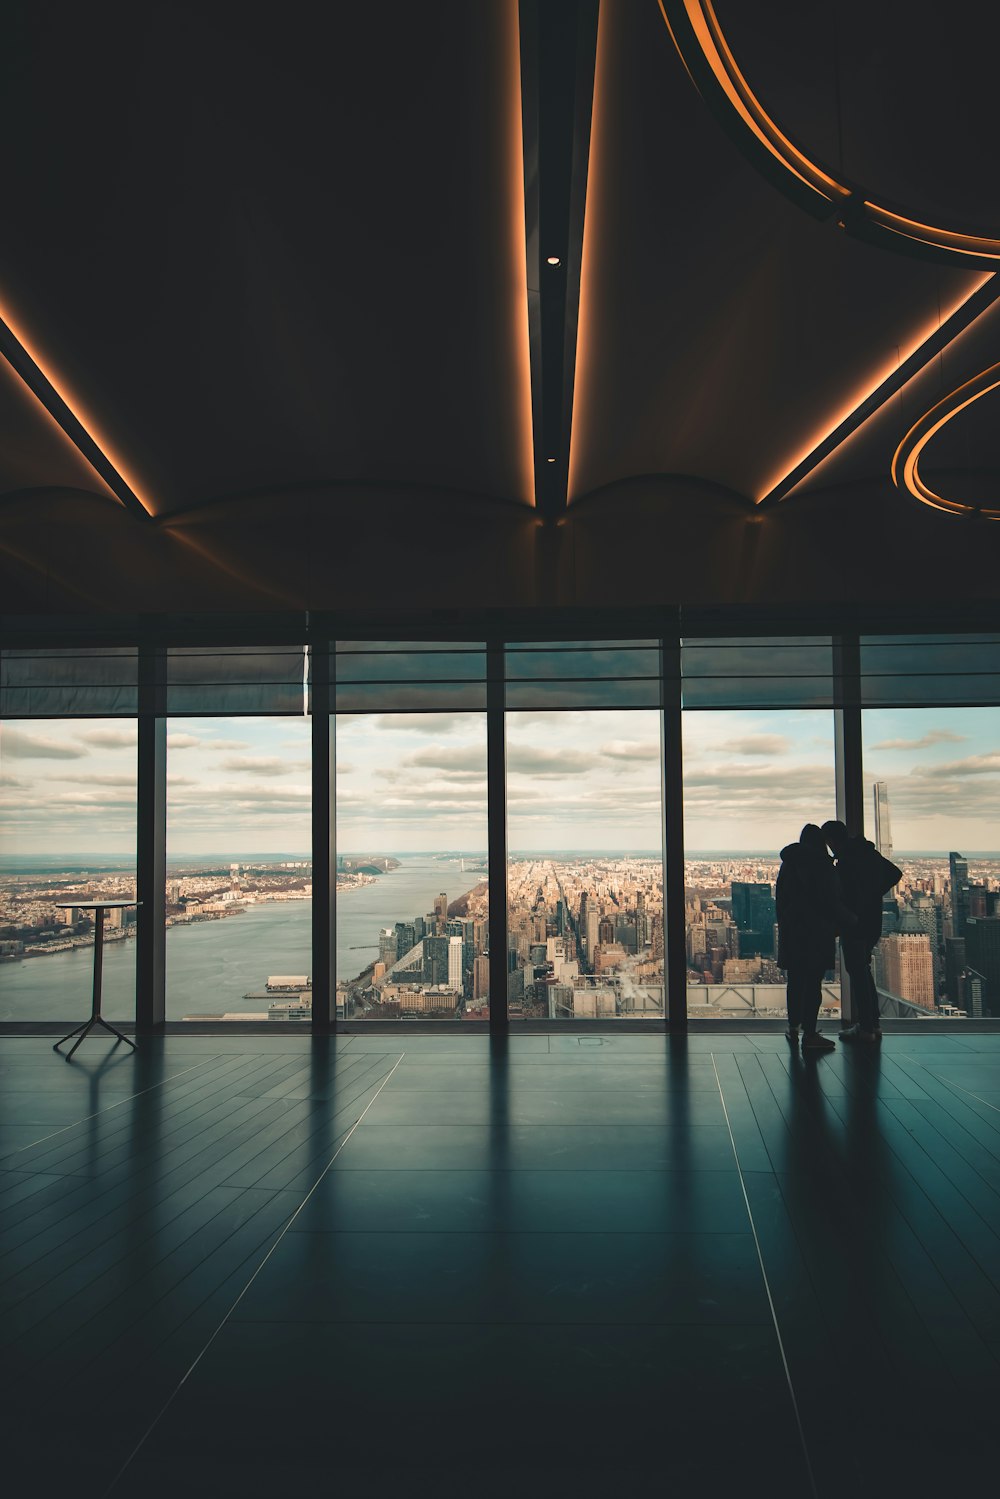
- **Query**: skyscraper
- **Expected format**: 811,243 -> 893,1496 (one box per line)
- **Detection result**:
448,935 -> 463,989
950,853 -> 970,937
730,881 -> 776,958
965,917 -> 1000,1017
881,933 -> 935,1009
873,783 -> 892,861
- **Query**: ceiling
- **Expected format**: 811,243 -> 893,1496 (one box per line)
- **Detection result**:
1,0 -> 998,612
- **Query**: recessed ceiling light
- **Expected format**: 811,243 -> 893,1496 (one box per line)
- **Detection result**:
546,255 -> 561,266
546,456 -> 556,463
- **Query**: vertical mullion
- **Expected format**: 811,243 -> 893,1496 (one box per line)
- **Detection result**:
311,640 -> 335,1032
487,641 -> 508,1034
833,632 -> 863,1025
136,642 -> 166,1032
661,635 -> 687,1028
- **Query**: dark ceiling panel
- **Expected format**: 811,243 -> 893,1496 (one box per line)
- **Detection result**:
568,0 -> 981,506
716,0 -> 1000,238
0,0 -> 533,515
0,349 -> 115,499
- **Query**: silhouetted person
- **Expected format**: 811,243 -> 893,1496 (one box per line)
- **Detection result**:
777,823 -> 849,1051
821,819 -> 902,1042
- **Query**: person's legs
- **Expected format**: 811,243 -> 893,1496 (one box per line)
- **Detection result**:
786,968 -> 804,1032
799,967 -> 824,1035
841,938 -> 878,1036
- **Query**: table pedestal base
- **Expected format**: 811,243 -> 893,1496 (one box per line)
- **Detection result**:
54,1015 -> 136,1061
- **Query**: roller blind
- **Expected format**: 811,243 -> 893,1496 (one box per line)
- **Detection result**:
504,641 -> 662,709
334,642 -> 487,712
681,638 -> 833,709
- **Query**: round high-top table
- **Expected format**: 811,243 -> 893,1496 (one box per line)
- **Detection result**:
53,901 -> 141,1059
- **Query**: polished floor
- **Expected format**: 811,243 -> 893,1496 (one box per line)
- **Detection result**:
2,1029 -> 1000,1497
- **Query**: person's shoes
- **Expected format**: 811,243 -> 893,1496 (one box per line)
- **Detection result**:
802,1031 -> 836,1051
785,1026 -> 800,1045
839,1024 -> 877,1043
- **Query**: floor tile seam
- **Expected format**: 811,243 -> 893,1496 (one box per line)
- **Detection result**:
924,1068 -> 1000,1118
848,1104 -> 1000,1305
59,1089 -> 319,1176
905,1104 -> 1000,1203
0,1057 -> 225,1164
881,1096 -> 1000,1217
224,1127 -> 360,1192
279,1227 -> 758,1239
5,1072 -> 287,1172
814,1098 -> 1000,1358
0,1172 -> 254,1296
766,1169 -> 931,1388
709,1054 -> 820,1499
0,1180 -> 253,1312
68,1223 -> 298,1388
326,1165 -> 742,1172
27,1197 -> 302,1380
917,1087 -> 1000,1151
893,1065 -> 1000,1143
213,1080 -> 397,1181
11,1182 -> 297,1356
0,1115 -> 303,1261
100,1050 -> 409,1498
225,1314 -> 778,1329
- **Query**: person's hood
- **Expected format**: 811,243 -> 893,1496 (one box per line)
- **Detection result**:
780,843 -> 829,865
842,836 -> 877,856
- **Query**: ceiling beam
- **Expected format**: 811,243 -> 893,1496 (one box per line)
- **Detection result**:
0,310 -> 151,521
519,0 -> 600,519
757,274 -> 1000,508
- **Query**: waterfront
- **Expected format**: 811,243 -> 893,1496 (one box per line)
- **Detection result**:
0,854 -> 480,1022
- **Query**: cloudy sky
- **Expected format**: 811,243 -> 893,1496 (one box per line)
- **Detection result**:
2,704 -> 998,862
338,709 -> 663,853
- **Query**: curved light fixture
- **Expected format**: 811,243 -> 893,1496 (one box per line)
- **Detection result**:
891,362 -> 1000,519
658,0 -> 1000,269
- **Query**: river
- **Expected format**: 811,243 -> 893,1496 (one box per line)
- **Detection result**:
0,854 -> 484,1022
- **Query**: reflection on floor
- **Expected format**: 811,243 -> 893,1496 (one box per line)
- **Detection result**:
2,1030 -> 999,1497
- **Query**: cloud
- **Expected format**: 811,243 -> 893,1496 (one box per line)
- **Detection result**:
167,733 -> 201,750
57,773 -> 137,787
0,772 -> 26,788
369,713 -> 479,734
203,738 -> 251,752
718,734 -> 790,756
219,755 -> 310,777
868,730 -> 967,752
912,752 -> 1000,780
78,726 -> 138,748
0,728 -> 88,760
600,740 -> 660,762
506,745 -> 601,778
403,745 -> 487,774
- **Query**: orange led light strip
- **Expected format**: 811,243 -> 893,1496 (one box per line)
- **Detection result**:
891,362 -> 1000,520
659,0 -> 1000,267
0,302 -> 153,520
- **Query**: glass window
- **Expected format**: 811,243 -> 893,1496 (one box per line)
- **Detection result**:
0,719 -> 137,1021
165,717 -> 312,1022
505,707 -> 664,1020
335,710 -> 489,1020
682,709 -> 837,1020
862,706 -> 1000,1018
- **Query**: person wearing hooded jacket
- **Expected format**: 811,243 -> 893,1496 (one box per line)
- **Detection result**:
821,819 -> 902,1042
776,824 -> 852,1051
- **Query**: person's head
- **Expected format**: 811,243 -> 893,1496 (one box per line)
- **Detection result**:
799,823 -> 826,854
821,819 -> 849,855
